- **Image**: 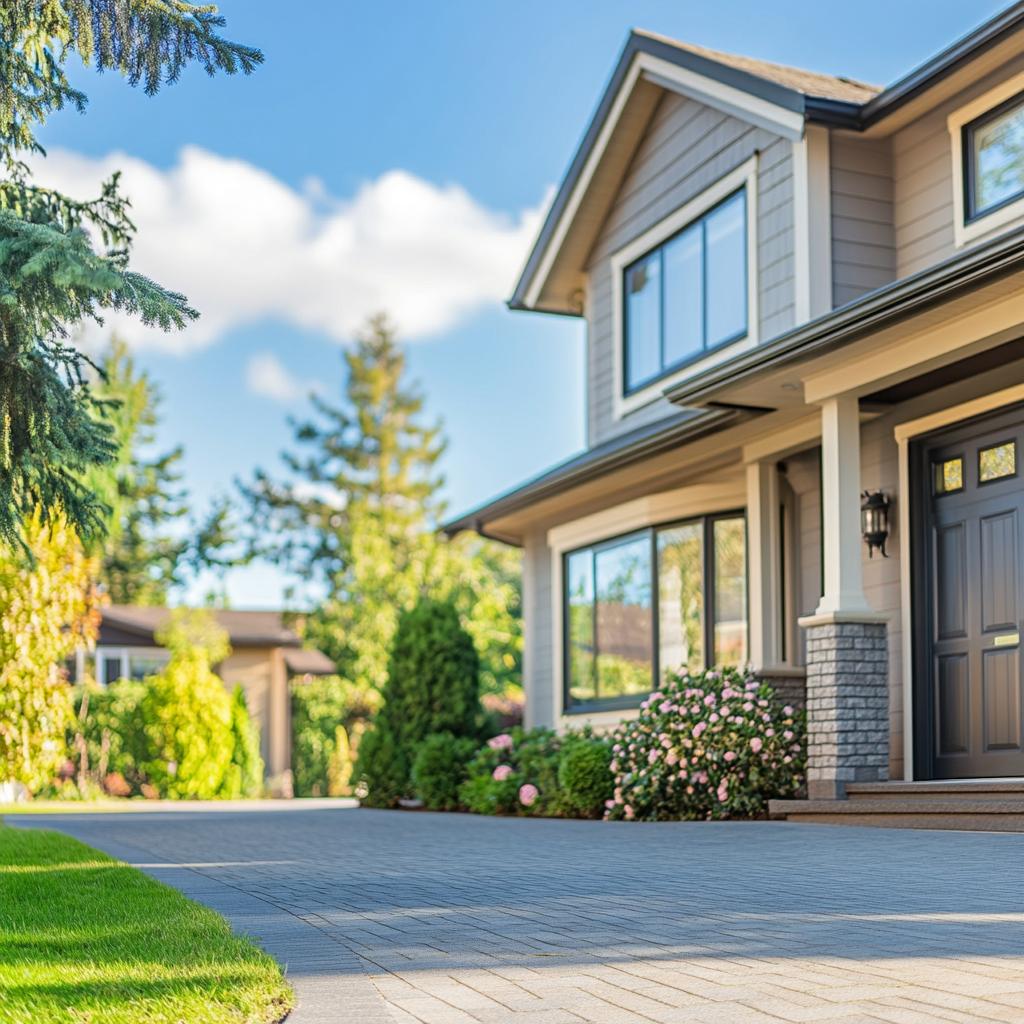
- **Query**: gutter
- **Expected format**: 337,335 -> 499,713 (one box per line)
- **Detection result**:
664,221 -> 1024,409
442,407 -> 748,538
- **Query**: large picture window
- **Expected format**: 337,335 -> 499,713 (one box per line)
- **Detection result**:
563,513 -> 747,711
623,189 -> 747,395
964,91 -> 1024,222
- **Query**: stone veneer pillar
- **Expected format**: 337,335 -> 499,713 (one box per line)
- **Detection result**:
803,619 -> 889,800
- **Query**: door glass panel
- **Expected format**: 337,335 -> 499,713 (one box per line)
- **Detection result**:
934,457 -> 963,494
594,536 -> 653,699
624,253 -> 661,392
657,523 -> 704,676
565,551 -> 595,702
979,441 -> 1016,483
713,517 -> 747,667
970,98 -> 1024,216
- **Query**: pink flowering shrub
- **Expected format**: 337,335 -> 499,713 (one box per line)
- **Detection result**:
605,667 -> 805,822
459,726 -> 612,817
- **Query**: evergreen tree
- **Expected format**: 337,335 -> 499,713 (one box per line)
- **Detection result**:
0,2 -> 260,547
245,314 -> 448,688
357,598 -> 480,807
87,337 -> 188,603
246,314 -> 523,693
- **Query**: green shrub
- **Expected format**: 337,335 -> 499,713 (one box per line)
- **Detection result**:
460,727 -> 565,817
606,667 -> 805,821
71,681 -> 148,793
222,686 -> 264,799
411,733 -> 478,811
558,736 -> 613,819
291,676 -> 377,797
140,611 -> 235,800
357,599 -> 480,808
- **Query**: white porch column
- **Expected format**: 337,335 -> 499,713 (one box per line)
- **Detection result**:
799,394 -> 889,798
813,394 -> 871,618
746,460 -> 781,668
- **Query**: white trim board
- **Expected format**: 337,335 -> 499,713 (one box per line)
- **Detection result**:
610,155 -> 761,421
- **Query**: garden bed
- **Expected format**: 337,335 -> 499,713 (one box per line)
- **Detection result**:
0,825 -> 292,1024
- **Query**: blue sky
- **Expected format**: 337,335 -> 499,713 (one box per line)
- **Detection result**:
38,0 -> 1006,607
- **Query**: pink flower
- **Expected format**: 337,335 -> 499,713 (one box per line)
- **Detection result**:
693,721 -> 707,738
743,701 -> 754,711
648,749 -> 660,765
783,730 -> 794,741
766,728 -> 775,737
717,780 -> 729,802
724,751 -> 736,762
624,804 -> 635,820
492,764 -> 513,781
604,799 -> 616,810
783,705 -> 794,716
703,694 -> 717,706
666,750 -> 679,766
519,783 -> 539,806
709,713 -> 720,723
750,737 -> 763,754
488,733 -> 513,751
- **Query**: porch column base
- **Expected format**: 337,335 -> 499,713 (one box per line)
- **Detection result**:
799,616 -> 889,800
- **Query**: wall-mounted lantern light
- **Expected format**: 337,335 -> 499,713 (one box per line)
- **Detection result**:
861,490 -> 890,558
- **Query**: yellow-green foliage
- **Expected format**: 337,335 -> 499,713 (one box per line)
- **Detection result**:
140,610 -> 234,799
0,513 -> 98,792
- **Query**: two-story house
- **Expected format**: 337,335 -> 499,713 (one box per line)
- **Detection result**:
446,5 -> 1024,827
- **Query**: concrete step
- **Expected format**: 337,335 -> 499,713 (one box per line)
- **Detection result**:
768,795 -> 1024,831
846,780 -> 1024,801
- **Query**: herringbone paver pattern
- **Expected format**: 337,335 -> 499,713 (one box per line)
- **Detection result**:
15,809 -> 1024,1023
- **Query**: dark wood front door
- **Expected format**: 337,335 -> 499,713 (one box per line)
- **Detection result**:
918,407 -> 1024,779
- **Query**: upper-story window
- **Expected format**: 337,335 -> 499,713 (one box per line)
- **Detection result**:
964,91 -> 1024,222
623,188 -> 747,395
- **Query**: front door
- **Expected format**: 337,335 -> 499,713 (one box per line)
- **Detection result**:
918,406 -> 1024,779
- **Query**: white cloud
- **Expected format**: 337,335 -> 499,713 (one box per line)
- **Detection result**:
33,146 -> 548,352
245,352 -> 314,403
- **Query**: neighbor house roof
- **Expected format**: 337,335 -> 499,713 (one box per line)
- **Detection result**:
284,647 -> 337,676
511,5 -> 1024,315
100,605 -> 310,649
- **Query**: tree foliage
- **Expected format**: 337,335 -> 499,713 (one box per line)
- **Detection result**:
0,511 -> 100,792
0,2 -> 260,546
244,314 -> 522,694
357,598 -> 480,807
139,607 -> 235,799
86,337 -> 244,603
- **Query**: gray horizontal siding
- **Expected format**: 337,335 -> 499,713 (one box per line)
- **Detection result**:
585,91 -> 795,447
893,51 -> 1024,278
830,135 -> 896,307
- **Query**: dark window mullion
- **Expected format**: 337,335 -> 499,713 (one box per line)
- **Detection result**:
590,548 -> 599,701
658,248 -> 666,379
703,516 -> 715,669
651,529 -> 660,688
700,218 -> 709,351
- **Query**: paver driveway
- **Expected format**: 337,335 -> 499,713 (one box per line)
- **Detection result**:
13,808 -> 1024,1024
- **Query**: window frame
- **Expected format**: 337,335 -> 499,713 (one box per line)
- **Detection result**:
622,188 -> 749,398
610,157 -> 759,421
962,90 -> 1024,224
561,510 -> 748,715
948,71 -> 1024,249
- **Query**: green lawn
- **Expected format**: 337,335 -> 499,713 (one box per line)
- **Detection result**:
0,826 -> 293,1024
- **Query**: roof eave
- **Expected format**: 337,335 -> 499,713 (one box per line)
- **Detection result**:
442,407 -> 751,540
663,221 -> 1024,410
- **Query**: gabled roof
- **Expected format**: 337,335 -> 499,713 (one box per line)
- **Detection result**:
635,32 -> 879,106
101,605 -> 308,649
511,5 -> 1024,316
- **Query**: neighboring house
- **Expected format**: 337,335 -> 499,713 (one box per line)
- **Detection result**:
71,605 -> 335,794
446,6 -> 1024,825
